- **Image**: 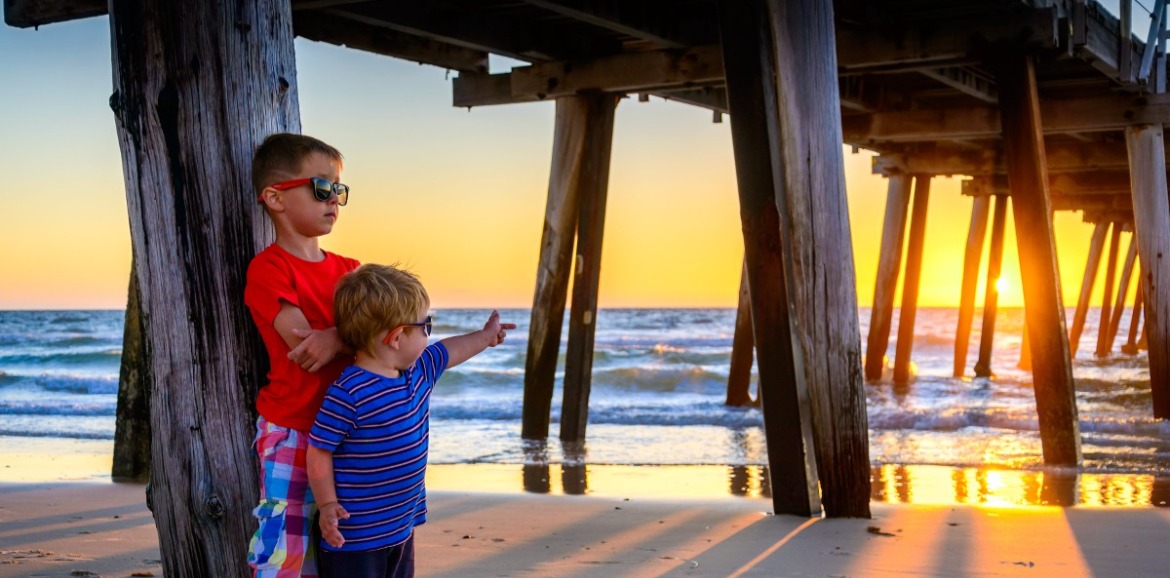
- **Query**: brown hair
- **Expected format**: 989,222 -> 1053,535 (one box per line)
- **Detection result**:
251,133 -> 343,196
334,264 -> 430,354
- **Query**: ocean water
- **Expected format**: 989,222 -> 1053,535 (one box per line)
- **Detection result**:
1,308 -> 1167,504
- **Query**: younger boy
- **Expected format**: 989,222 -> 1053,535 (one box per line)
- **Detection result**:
245,133 -> 360,577
307,264 -> 515,577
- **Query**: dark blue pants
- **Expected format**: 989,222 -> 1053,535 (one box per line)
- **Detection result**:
318,534 -> 414,578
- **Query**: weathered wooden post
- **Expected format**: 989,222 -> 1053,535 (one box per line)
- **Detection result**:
1070,222 -> 1109,356
112,263 -> 150,482
108,0 -> 297,573
865,173 -> 912,381
894,175 -> 931,386
1123,278 -> 1144,355
1125,124 -> 1170,419
974,195 -> 1009,378
766,0 -> 871,517
995,53 -> 1081,464
561,94 -> 618,443
726,261 -> 756,407
1095,223 -> 1123,356
1106,231 -> 1139,348
955,195 -> 991,377
522,98 -> 589,439
719,0 -> 820,517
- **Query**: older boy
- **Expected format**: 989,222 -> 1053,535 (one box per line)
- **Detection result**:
307,264 -> 515,578
245,133 -> 360,577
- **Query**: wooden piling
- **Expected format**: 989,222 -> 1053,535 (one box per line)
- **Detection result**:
719,0 -> 820,517
996,53 -> 1081,464
1125,125 -> 1170,419
865,174 -> 912,381
726,261 -> 756,407
974,195 -> 1009,378
768,0 -> 872,519
1070,222 -> 1109,356
108,0 -> 297,572
894,175 -> 931,386
1106,232 -> 1139,349
1123,279 -> 1144,355
522,98 -> 590,439
955,196 -> 991,377
112,263 -> 151,483
1095,223 -> 1123,356
560,94 -> 618,443
1019,320 -> 1033,370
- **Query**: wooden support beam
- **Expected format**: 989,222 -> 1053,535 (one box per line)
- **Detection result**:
1070,223 -> 1108,357
996,54 -> 1082,465
874,141 -> 1134,178
766,0 -> 871,518
1123,276 -> 1145,354
4,0 -> 105,27
1096,223 -> 1123,356
1050,194 -> 1132,212
864,174 -> 912,381
894,175 -> 931,386
719,0 -> 820,517
726,261 -> 755,407
561,94 -> 618,443
1125,125 -> 1170,419
522,0 -> 689,48
974,195 -> 1009,378
1107,232 -> 1139,351
918,67 -> 997,104
112,263 -> 151,483
522,98 -> 589,439
108,0 -> 297,573
296,9 -> 489,73
955,196 -> 991,377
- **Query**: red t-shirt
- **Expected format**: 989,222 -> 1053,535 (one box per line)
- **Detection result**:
245,244 -> 361,431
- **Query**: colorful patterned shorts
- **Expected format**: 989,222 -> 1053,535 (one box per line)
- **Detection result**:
247,416 -> 318,578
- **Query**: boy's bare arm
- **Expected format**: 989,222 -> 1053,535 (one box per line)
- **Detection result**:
273,302 -> 351,372
440,310 -> 517,368
307,445 -> 349,548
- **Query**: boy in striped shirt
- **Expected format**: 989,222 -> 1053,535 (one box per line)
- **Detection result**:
306,264 -> 515,577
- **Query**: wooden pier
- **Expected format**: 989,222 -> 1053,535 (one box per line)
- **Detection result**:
8,0 -> 1170,574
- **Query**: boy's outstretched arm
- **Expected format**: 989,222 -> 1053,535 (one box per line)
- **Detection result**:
307,445 -> 350,548
274,302 -> 351,372
440,310 -> 517,368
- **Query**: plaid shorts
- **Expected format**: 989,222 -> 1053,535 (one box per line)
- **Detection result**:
247,416 -> 318,578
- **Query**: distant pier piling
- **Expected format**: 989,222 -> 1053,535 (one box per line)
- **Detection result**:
974,195 -> 1009,378
726,262 -> 755,407
894,175 -> 931,386
955,195 -> 991,378
1106,231 -> 1139,350
866,174 -> 912,382
1071,222 -> 1109,357
1095,222 -> 1122,356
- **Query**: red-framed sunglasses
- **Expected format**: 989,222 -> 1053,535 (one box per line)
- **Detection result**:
381,315 -> 434,344
260,177 -> 349,206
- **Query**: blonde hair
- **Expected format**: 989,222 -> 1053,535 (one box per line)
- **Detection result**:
334,264 -> 430,354
252,133 -> 343,196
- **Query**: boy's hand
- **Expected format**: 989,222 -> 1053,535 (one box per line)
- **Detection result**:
288,327 -> 344,372
317,502 -> 350,548
483,310 -> 518,347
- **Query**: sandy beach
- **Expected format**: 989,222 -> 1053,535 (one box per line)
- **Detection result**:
2,474 -> 1169,578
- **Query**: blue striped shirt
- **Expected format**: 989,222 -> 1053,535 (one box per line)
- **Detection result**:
308,342 -> 448,552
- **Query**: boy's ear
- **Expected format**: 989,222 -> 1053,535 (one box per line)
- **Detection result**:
258,188 -> 283,211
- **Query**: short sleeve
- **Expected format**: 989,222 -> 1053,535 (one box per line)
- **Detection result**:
309,384 -> 358,452
415,342 -> 449,386
244,251 -> 299,325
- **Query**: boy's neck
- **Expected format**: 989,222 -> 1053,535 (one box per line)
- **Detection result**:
354,351 -> 413,379
275,233 -> 323,262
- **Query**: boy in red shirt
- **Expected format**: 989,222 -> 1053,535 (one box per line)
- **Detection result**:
244,133 -> 360,577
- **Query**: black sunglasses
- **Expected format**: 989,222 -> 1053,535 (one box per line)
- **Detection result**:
264,177 -> 350,206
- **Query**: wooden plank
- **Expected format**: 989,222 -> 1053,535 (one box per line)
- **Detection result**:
522,98 -> 590,439
1095,223 -> 1123,356
894,176 -> 931,386
974,195 -> 1009,378
512,45 -> 724,100
454,73 -> 543,108
954,195 -> 991,378
560,94 -> 618,443
864,174 -> 912,381
295,9 -> 489,73
1106,231 -> 1139,351
112,262 -> 151,483
767,0 -> 871,518
726,261 -> 755,407
1070,223 -> 1108,358
996,53 -> 1082,465
4,0 -> 105,27
873,142 -> 1136,177
522,0 -> 688,48
1125,125 -> 1170,419
108,0 -> 297,573
719,0 -> 820,517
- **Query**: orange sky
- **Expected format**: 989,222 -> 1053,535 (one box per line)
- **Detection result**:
0,19 -> 1131,312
